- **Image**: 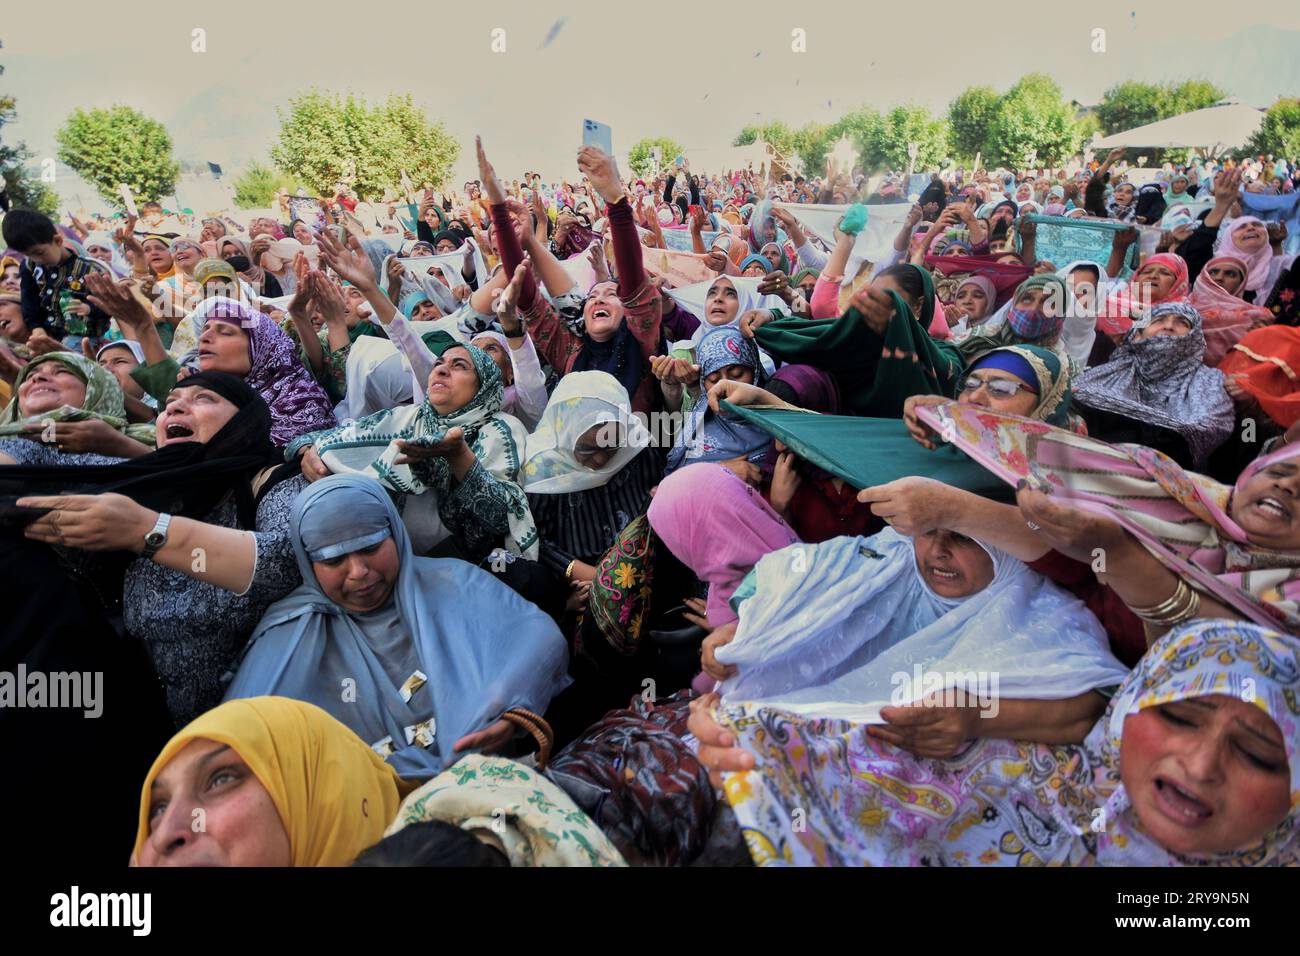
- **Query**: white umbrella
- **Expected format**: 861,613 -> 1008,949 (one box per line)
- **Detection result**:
1090,102 -> 1264,158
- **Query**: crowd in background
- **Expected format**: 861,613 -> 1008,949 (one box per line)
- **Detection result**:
2,134 -> 1300,868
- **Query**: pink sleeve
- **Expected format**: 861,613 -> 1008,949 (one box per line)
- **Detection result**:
810,276 -> 841,319
928,299 -> 953,340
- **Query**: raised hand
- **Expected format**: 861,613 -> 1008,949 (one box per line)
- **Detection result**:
317,230 -> 377,290
84,273 -> 153,335
577,145 -> 623,204
476,136 -> 507,205
494,261 -> 530,334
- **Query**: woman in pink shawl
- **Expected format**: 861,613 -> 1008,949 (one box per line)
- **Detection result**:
1191,255 -> 1275,365
1098,252 -> 1190,337
1214,217 -> 1275,297
648,462 -> 799,629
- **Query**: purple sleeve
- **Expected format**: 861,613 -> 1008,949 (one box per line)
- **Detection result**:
660,298 -> 700,341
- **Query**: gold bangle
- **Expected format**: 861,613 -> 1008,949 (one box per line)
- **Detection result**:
1128,579 -> 1189,619
1129,579 -> 1201,627
564,559 -> 578,582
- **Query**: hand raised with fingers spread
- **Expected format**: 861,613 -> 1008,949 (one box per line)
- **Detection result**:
85,273 -> 153,335
317,229 -> 377,290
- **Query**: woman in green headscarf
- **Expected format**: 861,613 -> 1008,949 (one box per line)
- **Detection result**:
743,263 -> 963,418
956,273 -> 1076,371
0,352 -> 156,464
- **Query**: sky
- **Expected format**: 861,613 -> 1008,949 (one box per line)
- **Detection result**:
3,0 -> 1299,206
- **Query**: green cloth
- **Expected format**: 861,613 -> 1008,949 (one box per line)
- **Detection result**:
753,281 -> 962,419
2,351 -> 157,446
420,329 -> 460,356
131,356 -> 183,405
720,402 -> 1011,501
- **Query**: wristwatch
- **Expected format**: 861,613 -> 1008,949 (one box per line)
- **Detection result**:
141,513 -> 172,560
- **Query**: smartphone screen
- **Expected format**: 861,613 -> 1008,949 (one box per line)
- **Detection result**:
582,119 -> 613,156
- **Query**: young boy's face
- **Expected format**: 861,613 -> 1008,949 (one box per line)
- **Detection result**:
21,233 -> 67,268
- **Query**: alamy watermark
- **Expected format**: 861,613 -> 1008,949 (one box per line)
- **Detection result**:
0,666 -> 102,718
890,665 -> 1000,718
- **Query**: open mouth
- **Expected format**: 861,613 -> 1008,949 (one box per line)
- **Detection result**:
591,307 -> 611,321
927,566 -> 961,584
1253,495 -> 1290,521
1153,776 -> 1212,824
164,422 -> 195,440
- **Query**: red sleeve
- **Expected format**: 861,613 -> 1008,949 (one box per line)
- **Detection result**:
607,197 -> 645,299
490,202 -> 538,312
522,292 -> 581,373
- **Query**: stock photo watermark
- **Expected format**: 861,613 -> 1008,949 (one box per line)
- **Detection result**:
0,666 -> 102,718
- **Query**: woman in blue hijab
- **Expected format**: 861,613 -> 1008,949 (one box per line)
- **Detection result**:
226,474 -> 570,780
665,325 -> 773,477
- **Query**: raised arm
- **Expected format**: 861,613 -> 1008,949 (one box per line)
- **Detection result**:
580,145 -> 646,299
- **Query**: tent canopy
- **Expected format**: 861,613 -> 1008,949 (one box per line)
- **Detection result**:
1091,102 -> 1264,156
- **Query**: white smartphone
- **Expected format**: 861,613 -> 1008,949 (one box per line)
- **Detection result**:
582,119 -> 613,156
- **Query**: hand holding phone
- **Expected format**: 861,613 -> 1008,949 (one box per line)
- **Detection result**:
582,119 -> 613,157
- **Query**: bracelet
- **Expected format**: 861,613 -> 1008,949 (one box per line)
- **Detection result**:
1127,578 -> 1202,627
503,324 -> 527,340
564,558 -> 578,582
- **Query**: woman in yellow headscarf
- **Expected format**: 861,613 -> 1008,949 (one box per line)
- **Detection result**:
132,697 -> 415,867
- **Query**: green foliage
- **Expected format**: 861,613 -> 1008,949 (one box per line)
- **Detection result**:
986,74 -> 1079,168
1095,79 -> 1226,134
733,121 -> 799,155
627,137 -> 684,177
871,105 -> 948,171
1247,99 -> 1300,159
0,68 -> 57,215
270,90 -> 459,199
232,161 -> 303,209
827,108 -> 882,171
946,86 -> 1000,161
792,122 -> 833,175
55,105 -> 180,206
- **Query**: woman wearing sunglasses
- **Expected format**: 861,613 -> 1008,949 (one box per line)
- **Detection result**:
902,343 -> 1073,447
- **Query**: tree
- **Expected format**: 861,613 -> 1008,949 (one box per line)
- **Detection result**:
793,122 -> 833,176
232,161 -> 304,209
947,86 -> 1000,161
0,58 -> 57,215
1096,79 -> 1226,134
1164,79 -> 1226,117
734,121 -> 799,156
828,108 -> 882,172
627,137 -> 684,177
270,90 -> 459,199
1248,99 -> 1300,160
55,105 -> 180,206
869,105 -> 948,171
986,74 -> 1079,168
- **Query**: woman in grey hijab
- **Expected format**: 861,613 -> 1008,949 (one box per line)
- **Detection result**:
1072,302 -> 1234,470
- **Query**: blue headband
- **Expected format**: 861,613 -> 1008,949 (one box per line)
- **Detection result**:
969,349 -> 1039,390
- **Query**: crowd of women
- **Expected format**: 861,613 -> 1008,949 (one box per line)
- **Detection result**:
2,135 -> 1300,868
